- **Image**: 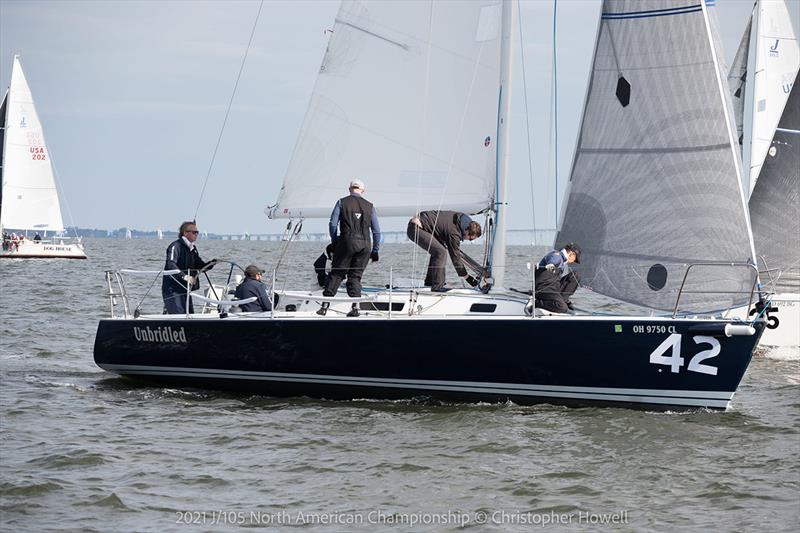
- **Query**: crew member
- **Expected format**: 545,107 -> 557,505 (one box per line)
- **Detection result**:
407,210 -> 482,292
161,221 -> 216,314
234,265 -> 273,312
320,179 -> 381,317
534,243 -> 581,313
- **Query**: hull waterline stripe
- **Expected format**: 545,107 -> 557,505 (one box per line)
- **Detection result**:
98,364 -> 734,406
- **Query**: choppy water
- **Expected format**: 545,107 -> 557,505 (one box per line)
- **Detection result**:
1,239 -> 798,532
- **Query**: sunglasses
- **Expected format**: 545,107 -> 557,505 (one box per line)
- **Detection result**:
187,230 -> 200,234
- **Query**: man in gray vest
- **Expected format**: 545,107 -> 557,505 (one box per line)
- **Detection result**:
320,179 -> 381,317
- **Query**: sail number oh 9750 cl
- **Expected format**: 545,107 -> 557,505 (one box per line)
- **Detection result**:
633,325 -> 677,334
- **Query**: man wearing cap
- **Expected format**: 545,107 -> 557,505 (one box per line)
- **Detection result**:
234,265 -> 273,312
320,179 -> 381,317
534,243 -> 581,313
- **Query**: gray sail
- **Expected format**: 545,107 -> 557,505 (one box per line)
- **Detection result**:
727,8 -> 753,151
749,73 -> 799,293
556,0 -> 755,313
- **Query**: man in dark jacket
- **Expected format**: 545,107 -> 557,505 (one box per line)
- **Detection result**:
534,243 -> 581,313
407,210 -> 482,292
322,180 -> 381,296
161,221 -> 216,314
313,242 -> 336,287
234,265 -> 272,312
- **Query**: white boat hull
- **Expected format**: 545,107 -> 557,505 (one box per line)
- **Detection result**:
760,293 -> 800,347
0,238 -> 86,259
728,293 -> 799,348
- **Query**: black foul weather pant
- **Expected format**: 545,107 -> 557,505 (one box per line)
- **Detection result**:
323,238 -> 370,298
534,271 -> 579,313
407,222 -> 448,290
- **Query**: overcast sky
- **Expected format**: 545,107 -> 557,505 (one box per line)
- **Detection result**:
1,0 -> 788,235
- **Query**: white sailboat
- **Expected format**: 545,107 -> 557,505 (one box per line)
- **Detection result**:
94,0 -> 767,410
0,56 -> 86,259
728,0 -> 799,347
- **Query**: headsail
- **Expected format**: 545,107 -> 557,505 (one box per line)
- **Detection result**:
749,72 -> 799,292
748,0 -> 799,196
727,5 -> 754,153
556,0 -> 756,313
269,0 -> 504,219
0,56 -> 64,233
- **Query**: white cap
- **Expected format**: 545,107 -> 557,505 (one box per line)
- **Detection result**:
349,179 -> 365,190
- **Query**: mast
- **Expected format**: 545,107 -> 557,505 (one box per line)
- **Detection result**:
0,88 -> 8,235
491,0 -> 516,288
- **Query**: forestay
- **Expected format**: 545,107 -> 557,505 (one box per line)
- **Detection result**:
269,0 -> 503,219
749,72 -> 799,292
556,0 -> 756,313
0,56 -> 64,233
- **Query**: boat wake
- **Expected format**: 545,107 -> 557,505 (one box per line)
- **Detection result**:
757,346 -> 800,361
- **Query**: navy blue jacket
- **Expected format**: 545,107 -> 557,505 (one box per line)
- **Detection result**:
234,277 -> 272,312
162,238 -> 212,293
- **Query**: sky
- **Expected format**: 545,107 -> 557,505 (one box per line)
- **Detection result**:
1,0 -> 791,236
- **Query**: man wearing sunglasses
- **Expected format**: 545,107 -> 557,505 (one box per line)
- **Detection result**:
162,221 -> 217,314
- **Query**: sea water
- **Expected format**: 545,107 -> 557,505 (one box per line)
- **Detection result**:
1,239 -> 797,531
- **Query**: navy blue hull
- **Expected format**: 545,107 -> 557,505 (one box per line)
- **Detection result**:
93,318 -> 764,410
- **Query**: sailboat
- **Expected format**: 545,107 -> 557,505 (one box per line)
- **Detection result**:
93,0 -> 766,410
728,0 -> 799,347
0,56 -> 86,259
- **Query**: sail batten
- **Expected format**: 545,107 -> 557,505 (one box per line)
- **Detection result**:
270,0 -> 503,219
557,0 -> 756,313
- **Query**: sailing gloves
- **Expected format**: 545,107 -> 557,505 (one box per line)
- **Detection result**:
370,252 -> 379,262
545,263 -> 556,273
464,275 -> 479,287
184,275 -> 196,286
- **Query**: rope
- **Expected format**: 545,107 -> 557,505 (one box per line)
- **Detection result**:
517,0 -> 537,247
193,0 -> 264,219
551,0 -> 559,231
411,0 -> 435,289
46,144 -> 81,241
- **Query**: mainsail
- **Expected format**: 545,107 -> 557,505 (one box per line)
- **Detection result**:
269,0 -> 504,219
556,0 -> 756,313
0,56 -> 64,233
749,72 -> 799,292
747,0 -> 799,196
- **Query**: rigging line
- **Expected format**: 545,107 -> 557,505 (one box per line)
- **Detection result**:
193,0 -> 264,220
412,0 -> 435,289
551,0 -> 559,232
517,0 -> 537,247
46,145 -> 80,240
422,35 -> 488,269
